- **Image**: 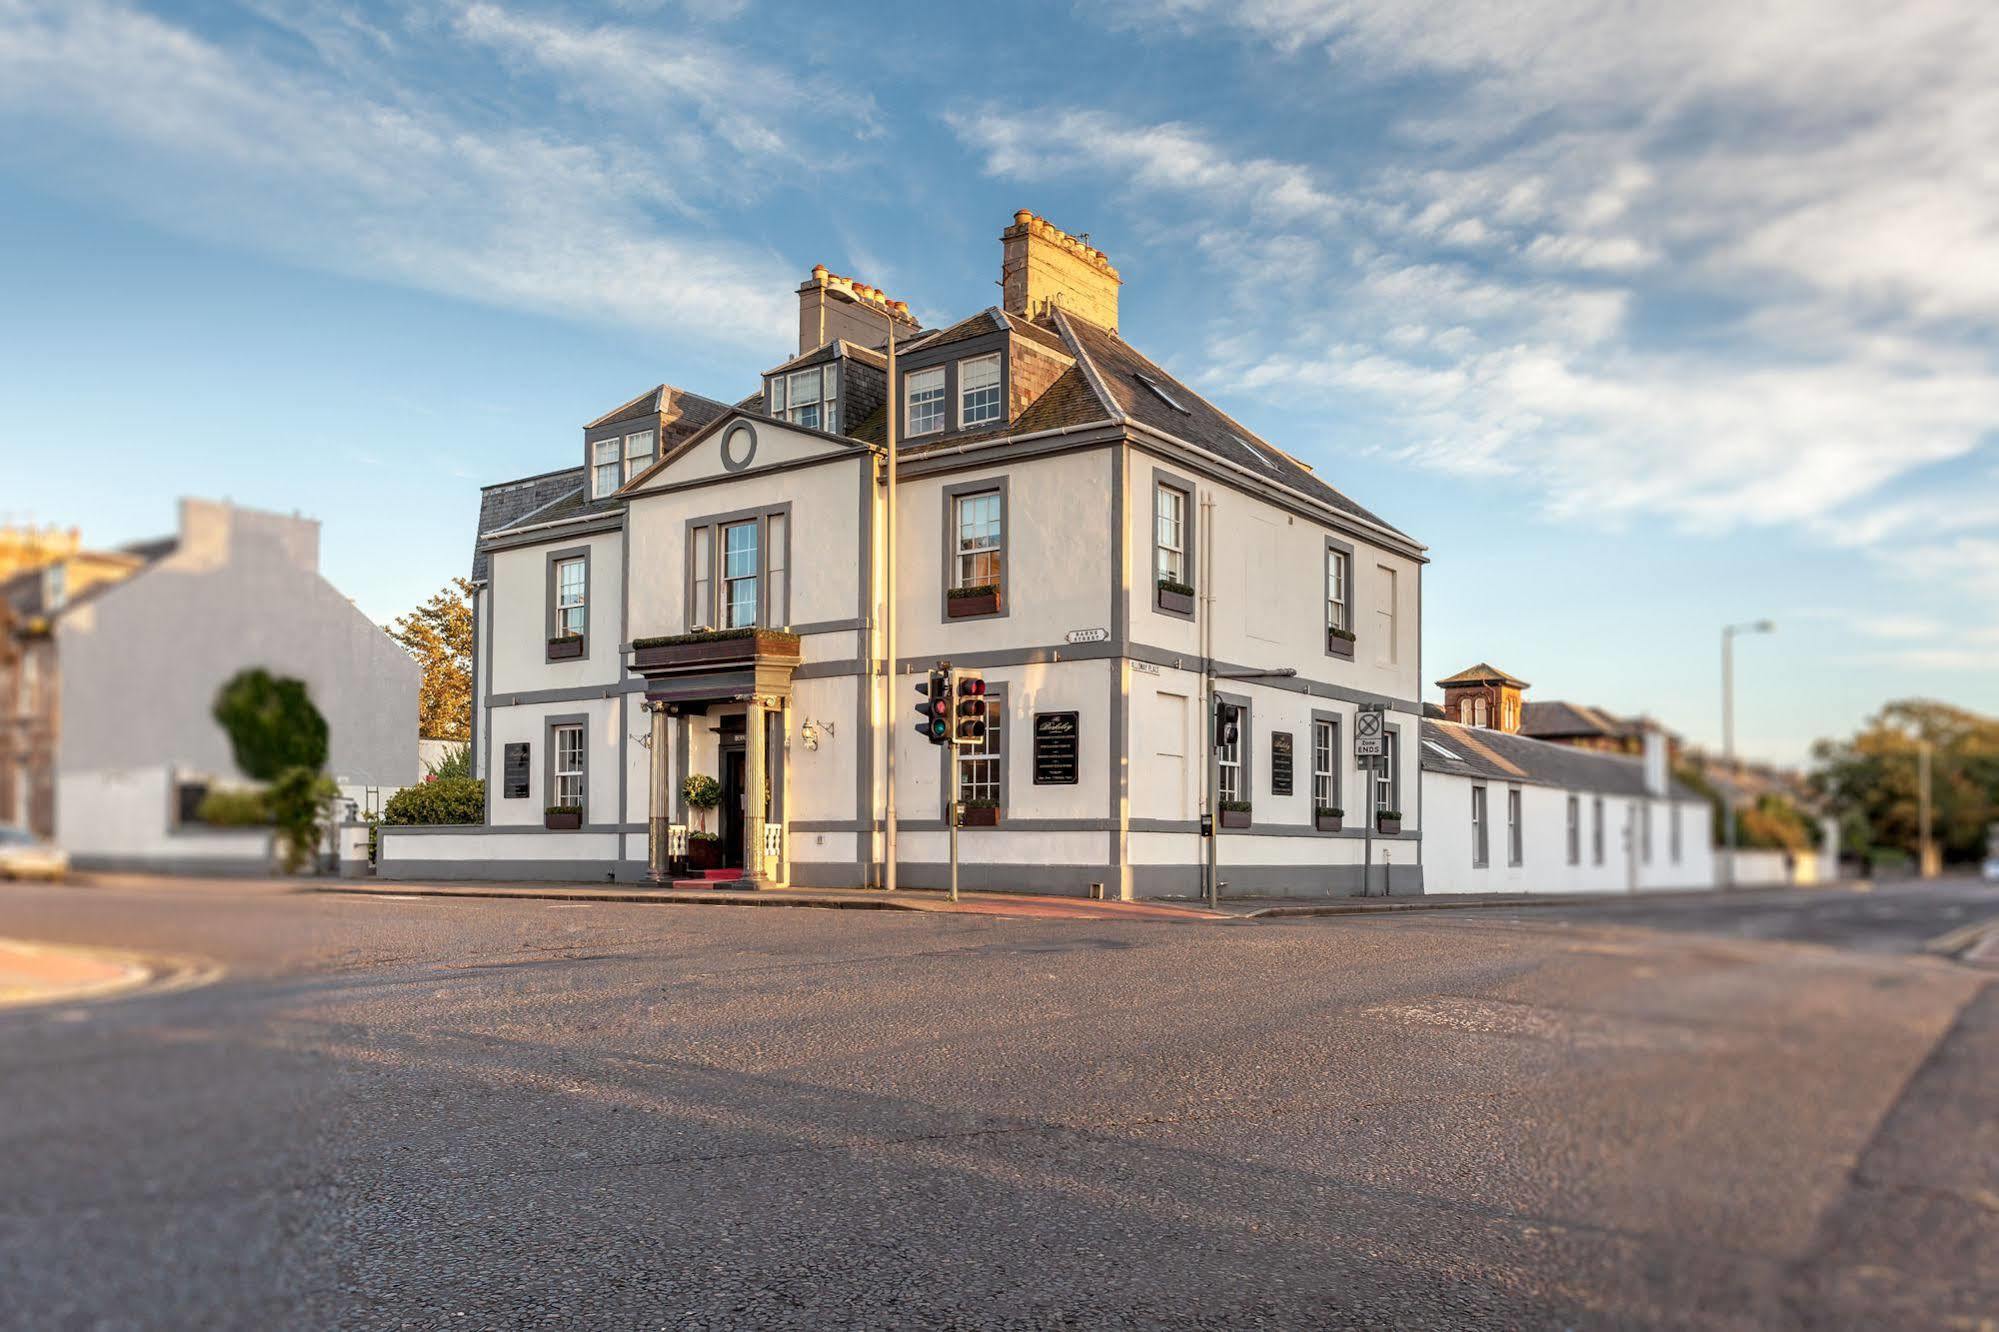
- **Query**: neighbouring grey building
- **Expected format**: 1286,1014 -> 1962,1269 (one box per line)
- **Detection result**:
7,498 -> 419,872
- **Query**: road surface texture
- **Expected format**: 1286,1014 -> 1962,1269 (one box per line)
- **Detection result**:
1,875 -> 1993,1330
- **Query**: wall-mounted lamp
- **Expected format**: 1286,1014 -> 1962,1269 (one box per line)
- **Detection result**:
800,718 -> 836,751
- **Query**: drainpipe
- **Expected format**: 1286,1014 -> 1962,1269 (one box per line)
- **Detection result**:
1201,490 -> 1217,908
884,315 -> 899,893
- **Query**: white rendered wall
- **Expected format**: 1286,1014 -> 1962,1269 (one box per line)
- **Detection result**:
1422,772 -> 1716,894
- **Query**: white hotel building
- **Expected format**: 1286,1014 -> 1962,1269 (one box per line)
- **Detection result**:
378,213 -> 1430,898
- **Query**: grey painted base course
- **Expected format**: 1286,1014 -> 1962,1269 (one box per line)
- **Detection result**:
73,854 -> 279,878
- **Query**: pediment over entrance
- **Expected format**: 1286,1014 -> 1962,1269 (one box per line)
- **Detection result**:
622,413 -> 860,495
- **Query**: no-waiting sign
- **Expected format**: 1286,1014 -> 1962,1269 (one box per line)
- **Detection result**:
1354,707 -> 1386,759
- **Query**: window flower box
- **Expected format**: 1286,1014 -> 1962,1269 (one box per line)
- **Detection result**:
1376,810 -> 1402,835
1220,800 -> 1252,829
947,583 -> 1001,618
1326,626 -> 1356,660
630,628 -> 801,673
544,806 -> 582,831
1315,807 -> 1343,832
1156,578 -> 1195,615
957,800 -> 999,828
546,634 -> 585,662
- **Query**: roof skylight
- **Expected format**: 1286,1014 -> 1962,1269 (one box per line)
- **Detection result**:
1134,372 -> 1190,414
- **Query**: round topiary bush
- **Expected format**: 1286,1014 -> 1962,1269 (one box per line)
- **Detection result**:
212,668 -> 329,781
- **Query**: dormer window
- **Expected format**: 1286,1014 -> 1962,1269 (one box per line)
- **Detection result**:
622,431 -> 653,484
770,365 -> 837,430
592,439 -> 620,497
960,353 -> 1002,428
907,366 -> 945,436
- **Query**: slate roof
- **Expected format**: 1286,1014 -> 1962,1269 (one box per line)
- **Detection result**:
902,309 -> 1006,354
765,339 -> 886,376
2,542 -> 170,620
1436,662 -> 1530,688
471,468 -> 587,581
1055,313 -> 1415,545
1420,719 -> 1701,802
1519,700 -> 1631,740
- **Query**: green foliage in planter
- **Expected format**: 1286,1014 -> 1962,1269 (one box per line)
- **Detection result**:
630,627 -> 801,650
960,797 -> 999,810
545,805 -> 583,816
1157,577 -> 1195,596
1376,809 -> 1402,820
1328,626 -> 1357,642
269,765 -> 338,875
1219,799 -> 1253,813
194,787 -> 273,827
1315,806 -> 1344,819
947,582 -> 1000,600
212,668 -> 329,781
382,777 -> 485,826
687,831 -> 721,843
681,774 -> 722,809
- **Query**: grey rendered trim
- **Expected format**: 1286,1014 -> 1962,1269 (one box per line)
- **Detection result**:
544,712 -> 589,819
1129,818 -> 1418,840
897,816 -> 1112,833
1149,464 -> 1197,623
485,680 -> 642,708
632,448 -> 869,503
1133,862 -> 1425,900
939,475 -> 1011,622
786,617 -> 865,637
937,681 -> 1006,818
1310,707 -> 1343,823
378,821 -> 647,836
1323,533 -> 1356,657
544,545 -> 592,662
1217,688 -> 1252,829
719,420 -> 759,473
480,512 -> 623,560
892,428 -> 1121,480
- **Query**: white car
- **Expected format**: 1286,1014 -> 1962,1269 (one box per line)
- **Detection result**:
0,826 -> 69,880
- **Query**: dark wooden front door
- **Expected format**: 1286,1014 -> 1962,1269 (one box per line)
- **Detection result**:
720,746 -> 746,869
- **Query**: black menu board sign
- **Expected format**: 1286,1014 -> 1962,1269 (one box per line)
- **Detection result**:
1270,731 -> 1294,797
503,742 -> 531,799
1032,711 -> 1079,785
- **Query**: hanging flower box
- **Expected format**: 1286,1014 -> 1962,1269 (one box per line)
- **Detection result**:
1315,807 -> 1343,832
958,800 -> 999,828
1220,801 -> 1252,829
1156,579 -> 1195,615
1326,626 -> 1356,660
1376,810 -> 1402,835
630,628 -> 801,673
544,806 -> 582,830
947,583 -> 1002,618
546,634 -> 585,662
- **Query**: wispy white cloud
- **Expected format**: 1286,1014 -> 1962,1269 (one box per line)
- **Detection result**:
0,0 -> 811,344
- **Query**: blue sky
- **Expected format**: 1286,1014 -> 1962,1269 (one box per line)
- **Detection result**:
2,0 -> 1994,766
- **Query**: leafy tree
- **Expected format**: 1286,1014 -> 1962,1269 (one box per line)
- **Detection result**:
212,669 -> 329,781
387,578 -> 475,743
1812,699 -> 1999,864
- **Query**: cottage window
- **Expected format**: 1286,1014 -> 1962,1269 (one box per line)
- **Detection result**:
1641,803 -> 1654,863
960,354 -> 1002,428
553,724 -> 584,809
1566,795 -> 1581,865
1374,731 -> 1399,816
953,491 -> 1003,589
623,432 -> 653,483
1507,788 -> 1523,866
1592,796 -> 1605,865
555,557 -> 587,638
1156,483 -> 1187,585
1471,785 -> 1488,866
1671,805 -> 1683,863
785,366 -> 835,430
1326,548 -> 1348,641
721,520 -> 760,629
1311,718 -> 1337,811
592,438 -> 620,497
907,366 -> 945,436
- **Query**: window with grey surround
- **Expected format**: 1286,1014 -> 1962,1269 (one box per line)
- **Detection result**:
555,557 -> 586,637
1566,795 -> 1581,865
1311,718 -> 1337,810
553,724 -> 584,808
1218,717 -> 1243,805
1374,731 -> 1399,814
907,366 -> 945,435
622,431 -> 653,483
1326,547 -> 1349,637
1641,803 -> 1654,863
1592,796 -> 1605,865
959,353 -> 1002,427
1507,788 -> 1523,866
957,704 -> 1002,805
1671,805 -> 1683,863
776,366 -> 836,429
1472,785 -> 1488,866
721,521 -> 760,629
591,438 -> 620,497
953,491 -> 1003,588
1156,482 -> 1187,584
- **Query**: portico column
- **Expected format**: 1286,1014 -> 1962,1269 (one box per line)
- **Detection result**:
744,696 -> 768,882
647,701 -> 670,884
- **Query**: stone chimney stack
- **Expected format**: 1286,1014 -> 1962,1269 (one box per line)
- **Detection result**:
1435,664 -> 1530,733
796,265 -> 920,355
1000,210 -> 1121,330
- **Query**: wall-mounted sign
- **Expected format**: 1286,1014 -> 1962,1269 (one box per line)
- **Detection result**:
1032,711 -> 1080,785
1065,628 -> 1110,644
503,742 -> 531,799
1131,660 -> 1160,676
1270,731 -> 1294,797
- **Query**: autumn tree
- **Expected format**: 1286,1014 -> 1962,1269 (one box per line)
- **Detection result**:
1812,700 -> 1999,864
387,578 -> 474,742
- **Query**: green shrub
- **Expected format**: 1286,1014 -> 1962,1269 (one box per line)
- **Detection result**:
212,669 -> 329,781
682,774 -> 721,809
631,628 -> 800,650
194,787 -> 273,827
1220,799 -> 1252,813
1157,577 -> 1194,596
382,777 -> 486,826
425,742 -> 471,780
269,766 -> 337,874
947,583 -> 1000,600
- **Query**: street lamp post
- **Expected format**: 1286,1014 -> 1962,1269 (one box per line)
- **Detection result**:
1720,619 -> 1775,889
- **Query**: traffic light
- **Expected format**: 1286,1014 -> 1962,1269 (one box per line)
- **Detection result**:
1214,700 -> 1240,749
953,670 -> 987,745
914,666 -> 950,744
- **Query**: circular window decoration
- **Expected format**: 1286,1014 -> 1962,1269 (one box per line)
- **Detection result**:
721,422 -> 758,472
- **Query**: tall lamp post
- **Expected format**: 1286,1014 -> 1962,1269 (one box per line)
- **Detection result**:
1721,619 -> 1775,888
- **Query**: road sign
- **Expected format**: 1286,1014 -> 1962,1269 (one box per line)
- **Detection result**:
1354,706 -> 1386,758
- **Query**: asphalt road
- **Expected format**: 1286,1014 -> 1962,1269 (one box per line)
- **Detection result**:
0,876 -> 1993,1330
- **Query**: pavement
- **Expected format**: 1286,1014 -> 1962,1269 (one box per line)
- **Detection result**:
0,871 -> 1994,1328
